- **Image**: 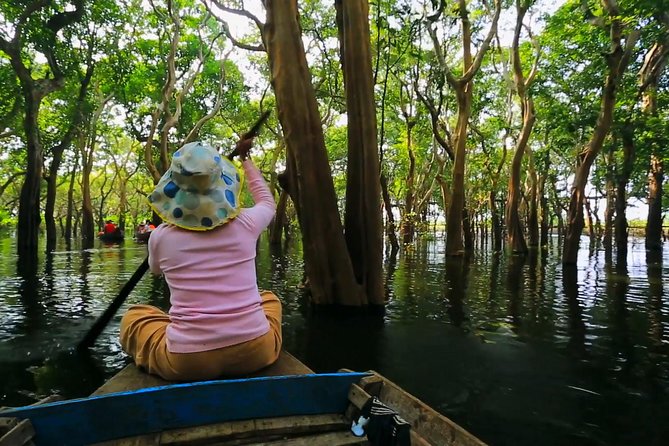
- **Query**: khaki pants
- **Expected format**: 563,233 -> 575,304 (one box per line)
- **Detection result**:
119,291 -> 282,381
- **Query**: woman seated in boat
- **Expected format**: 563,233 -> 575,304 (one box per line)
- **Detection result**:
119,139 -> 281,381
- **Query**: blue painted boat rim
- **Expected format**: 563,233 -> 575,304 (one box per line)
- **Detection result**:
0,372 -> 370,415
0,372 -> 372,446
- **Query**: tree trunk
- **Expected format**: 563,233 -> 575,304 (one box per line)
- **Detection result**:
380,173 -> 400,252
17,87 -> 43,258
269,189 -> 289,246
445,88 -> 470,256
44,52 -> 93,252
562,4 -> 638,264
263,0 -> 364,305
463,205 -> 474,251
538,151 -> 550,247
505,1 -> 538,254
614,126 -> 635,257
603,145 -> 615,252
65,150 -> 79,241
584,197 -> 596,248
641,40 -> 668,250
119,175 -> 128,233
81,135 -> 95,245
401,122 -> 416,244
646,156 -> 664,250
527,148 -> 539,247
44,160 -> 60,252
505,102 -> 533,253
490,190 -> 503,252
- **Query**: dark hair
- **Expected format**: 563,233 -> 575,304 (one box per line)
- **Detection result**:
106,220 -> 113,223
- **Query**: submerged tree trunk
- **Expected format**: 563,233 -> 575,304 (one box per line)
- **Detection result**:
269,188 -> 289,246
335,0 -> 384,303
380,173 -> 400,252
640,39 -> 668,250
401,119 -> 417,245
614,126 -> 635,257
506,0 -> 538,255
562,1 -> 638,264
538,151 -> 550,247
490,190 -> 503,252
65,150 -> 79,242
17,95 -> 44,257
263,0 -> 365,305
647,156 -> 664,249
527,149 -> 539,248
44,161 -> 60,252
603,145 -> 616,252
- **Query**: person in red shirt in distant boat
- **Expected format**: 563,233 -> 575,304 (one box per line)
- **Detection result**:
104,220 -> 117,234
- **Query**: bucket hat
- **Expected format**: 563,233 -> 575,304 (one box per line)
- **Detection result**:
147,141 -> 243,231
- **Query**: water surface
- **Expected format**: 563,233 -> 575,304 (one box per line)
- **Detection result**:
0,233 -> 667,446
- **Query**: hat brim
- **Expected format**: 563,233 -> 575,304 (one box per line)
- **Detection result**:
147,159 -> 245,231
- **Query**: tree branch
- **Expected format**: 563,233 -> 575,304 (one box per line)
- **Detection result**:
203,0 -> 265,51
461,0 -> 502,84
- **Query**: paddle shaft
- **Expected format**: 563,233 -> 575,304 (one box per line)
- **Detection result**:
77,257 -> 149,351
226,110 -> 271,159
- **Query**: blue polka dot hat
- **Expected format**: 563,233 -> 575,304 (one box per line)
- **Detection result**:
147,141 -> 243,231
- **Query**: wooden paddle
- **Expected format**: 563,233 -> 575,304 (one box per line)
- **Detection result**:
226,110 -> 271,159
77,258 -> 149,351
77,111 -> 272,351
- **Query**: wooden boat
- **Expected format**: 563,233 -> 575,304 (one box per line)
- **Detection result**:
98,230 -> 125,243
0,352 -> 485,446
134,231 -> 151,243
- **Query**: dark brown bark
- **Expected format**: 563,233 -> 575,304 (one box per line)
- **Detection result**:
263,0 -> 364,305
17,90 -> 44,256
562,1 -> 638,264
336,0 -> 384,304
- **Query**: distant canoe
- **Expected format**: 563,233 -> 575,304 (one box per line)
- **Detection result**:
98,230 -> 124,243
0,352 -> 485,445
134,231 -> 151,243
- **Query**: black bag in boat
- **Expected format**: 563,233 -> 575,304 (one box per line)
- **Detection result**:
354,396 -> 411,446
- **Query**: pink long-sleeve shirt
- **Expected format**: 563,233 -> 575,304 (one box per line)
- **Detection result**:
148,160 -> 276,353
